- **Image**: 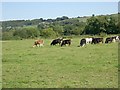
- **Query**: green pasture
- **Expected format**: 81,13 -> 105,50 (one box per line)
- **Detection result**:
2,38 -> 118,88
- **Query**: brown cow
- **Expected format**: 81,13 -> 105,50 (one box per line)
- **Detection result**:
33,40 -> 44,47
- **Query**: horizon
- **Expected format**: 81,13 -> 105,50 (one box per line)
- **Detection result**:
1,13 -> 118,22
2,2 -> 118,21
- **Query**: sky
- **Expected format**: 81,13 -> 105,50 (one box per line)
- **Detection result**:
1,0 -> 120,2
1,2 -> 119,21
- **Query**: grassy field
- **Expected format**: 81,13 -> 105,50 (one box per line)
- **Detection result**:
2,37 -> 118,88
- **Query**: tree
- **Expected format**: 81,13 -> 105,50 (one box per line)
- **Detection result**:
84,15 -> 101,35
13,29 -> 28,39
106,17 -> 118,34
52,25 -> 64,36
2,30 -> 14,40
41,28 -> 57,38
63,25 -> 74,35
13,27 -> 40,39
25,27 -> 40,38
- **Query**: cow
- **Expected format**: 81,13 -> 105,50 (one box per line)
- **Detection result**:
105,36 -> 120,43
85,38 -> 93,44
78,38 -> 92,47
33,39 -> 44,47
105,37 -> 113,43
61,39 -> 71,47
79,38 -> 86,47
50,38 -> 63,46
92,37 -> 103,44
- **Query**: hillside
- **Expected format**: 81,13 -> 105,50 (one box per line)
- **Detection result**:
1,13 -> 119,40
2,13 -> 118,29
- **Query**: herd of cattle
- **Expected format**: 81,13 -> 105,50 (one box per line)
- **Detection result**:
32,36 -> 120,47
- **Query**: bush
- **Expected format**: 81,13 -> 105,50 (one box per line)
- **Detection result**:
99,32 -> 107,37
2,31 -> 14,40
13,27 -> 40,39
41,28 -> 57,38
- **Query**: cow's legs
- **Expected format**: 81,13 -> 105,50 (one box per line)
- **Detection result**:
40,44 -> 44,47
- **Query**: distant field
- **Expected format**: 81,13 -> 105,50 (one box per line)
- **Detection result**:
2,37 -> 118,88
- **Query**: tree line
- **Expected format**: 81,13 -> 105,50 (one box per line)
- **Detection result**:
2,14 -> 120,40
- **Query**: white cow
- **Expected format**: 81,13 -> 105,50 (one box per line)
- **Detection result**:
85,38 -> 93,44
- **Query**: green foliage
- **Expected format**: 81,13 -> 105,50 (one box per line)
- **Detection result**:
56,16 -> 69,21
84,16 -> 101,35
63,25 -> 74,35
2,30 -> 14,40
52,24 -> 64,36
13,27 -> 40,39
71,26 -> 85,35
13,29 -> 28,39
41,28 -> 57,38
84,15 -> 119,35
99,32 -> 107,37
106,17 -> 118,34
25,27 -> 40,38
2,14 -> 119,40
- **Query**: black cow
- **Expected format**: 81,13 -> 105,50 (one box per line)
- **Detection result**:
105,37 -> 113,43
105,36 -> 119,43
92,38 -> 103,44
61,39 -> 71,47
50,38 -> 63,45
118,36 -> 120,41
79,39 -> 86,47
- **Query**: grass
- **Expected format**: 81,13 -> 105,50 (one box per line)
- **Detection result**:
2,38 -> 118,88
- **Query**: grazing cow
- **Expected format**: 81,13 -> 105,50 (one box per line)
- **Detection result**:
92,38 -> 103,44
33,40 -> 44,47
50,38 -> 63,46
78,38 -> 92,47
85,38 -> 93,44
105,37 -> 113,43
80,38 -> 86,47
61,39 -> 71,47
105,36 -> 119,43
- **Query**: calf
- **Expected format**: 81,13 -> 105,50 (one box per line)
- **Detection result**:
61,39 -> 71,47
33,40 -> 44,47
